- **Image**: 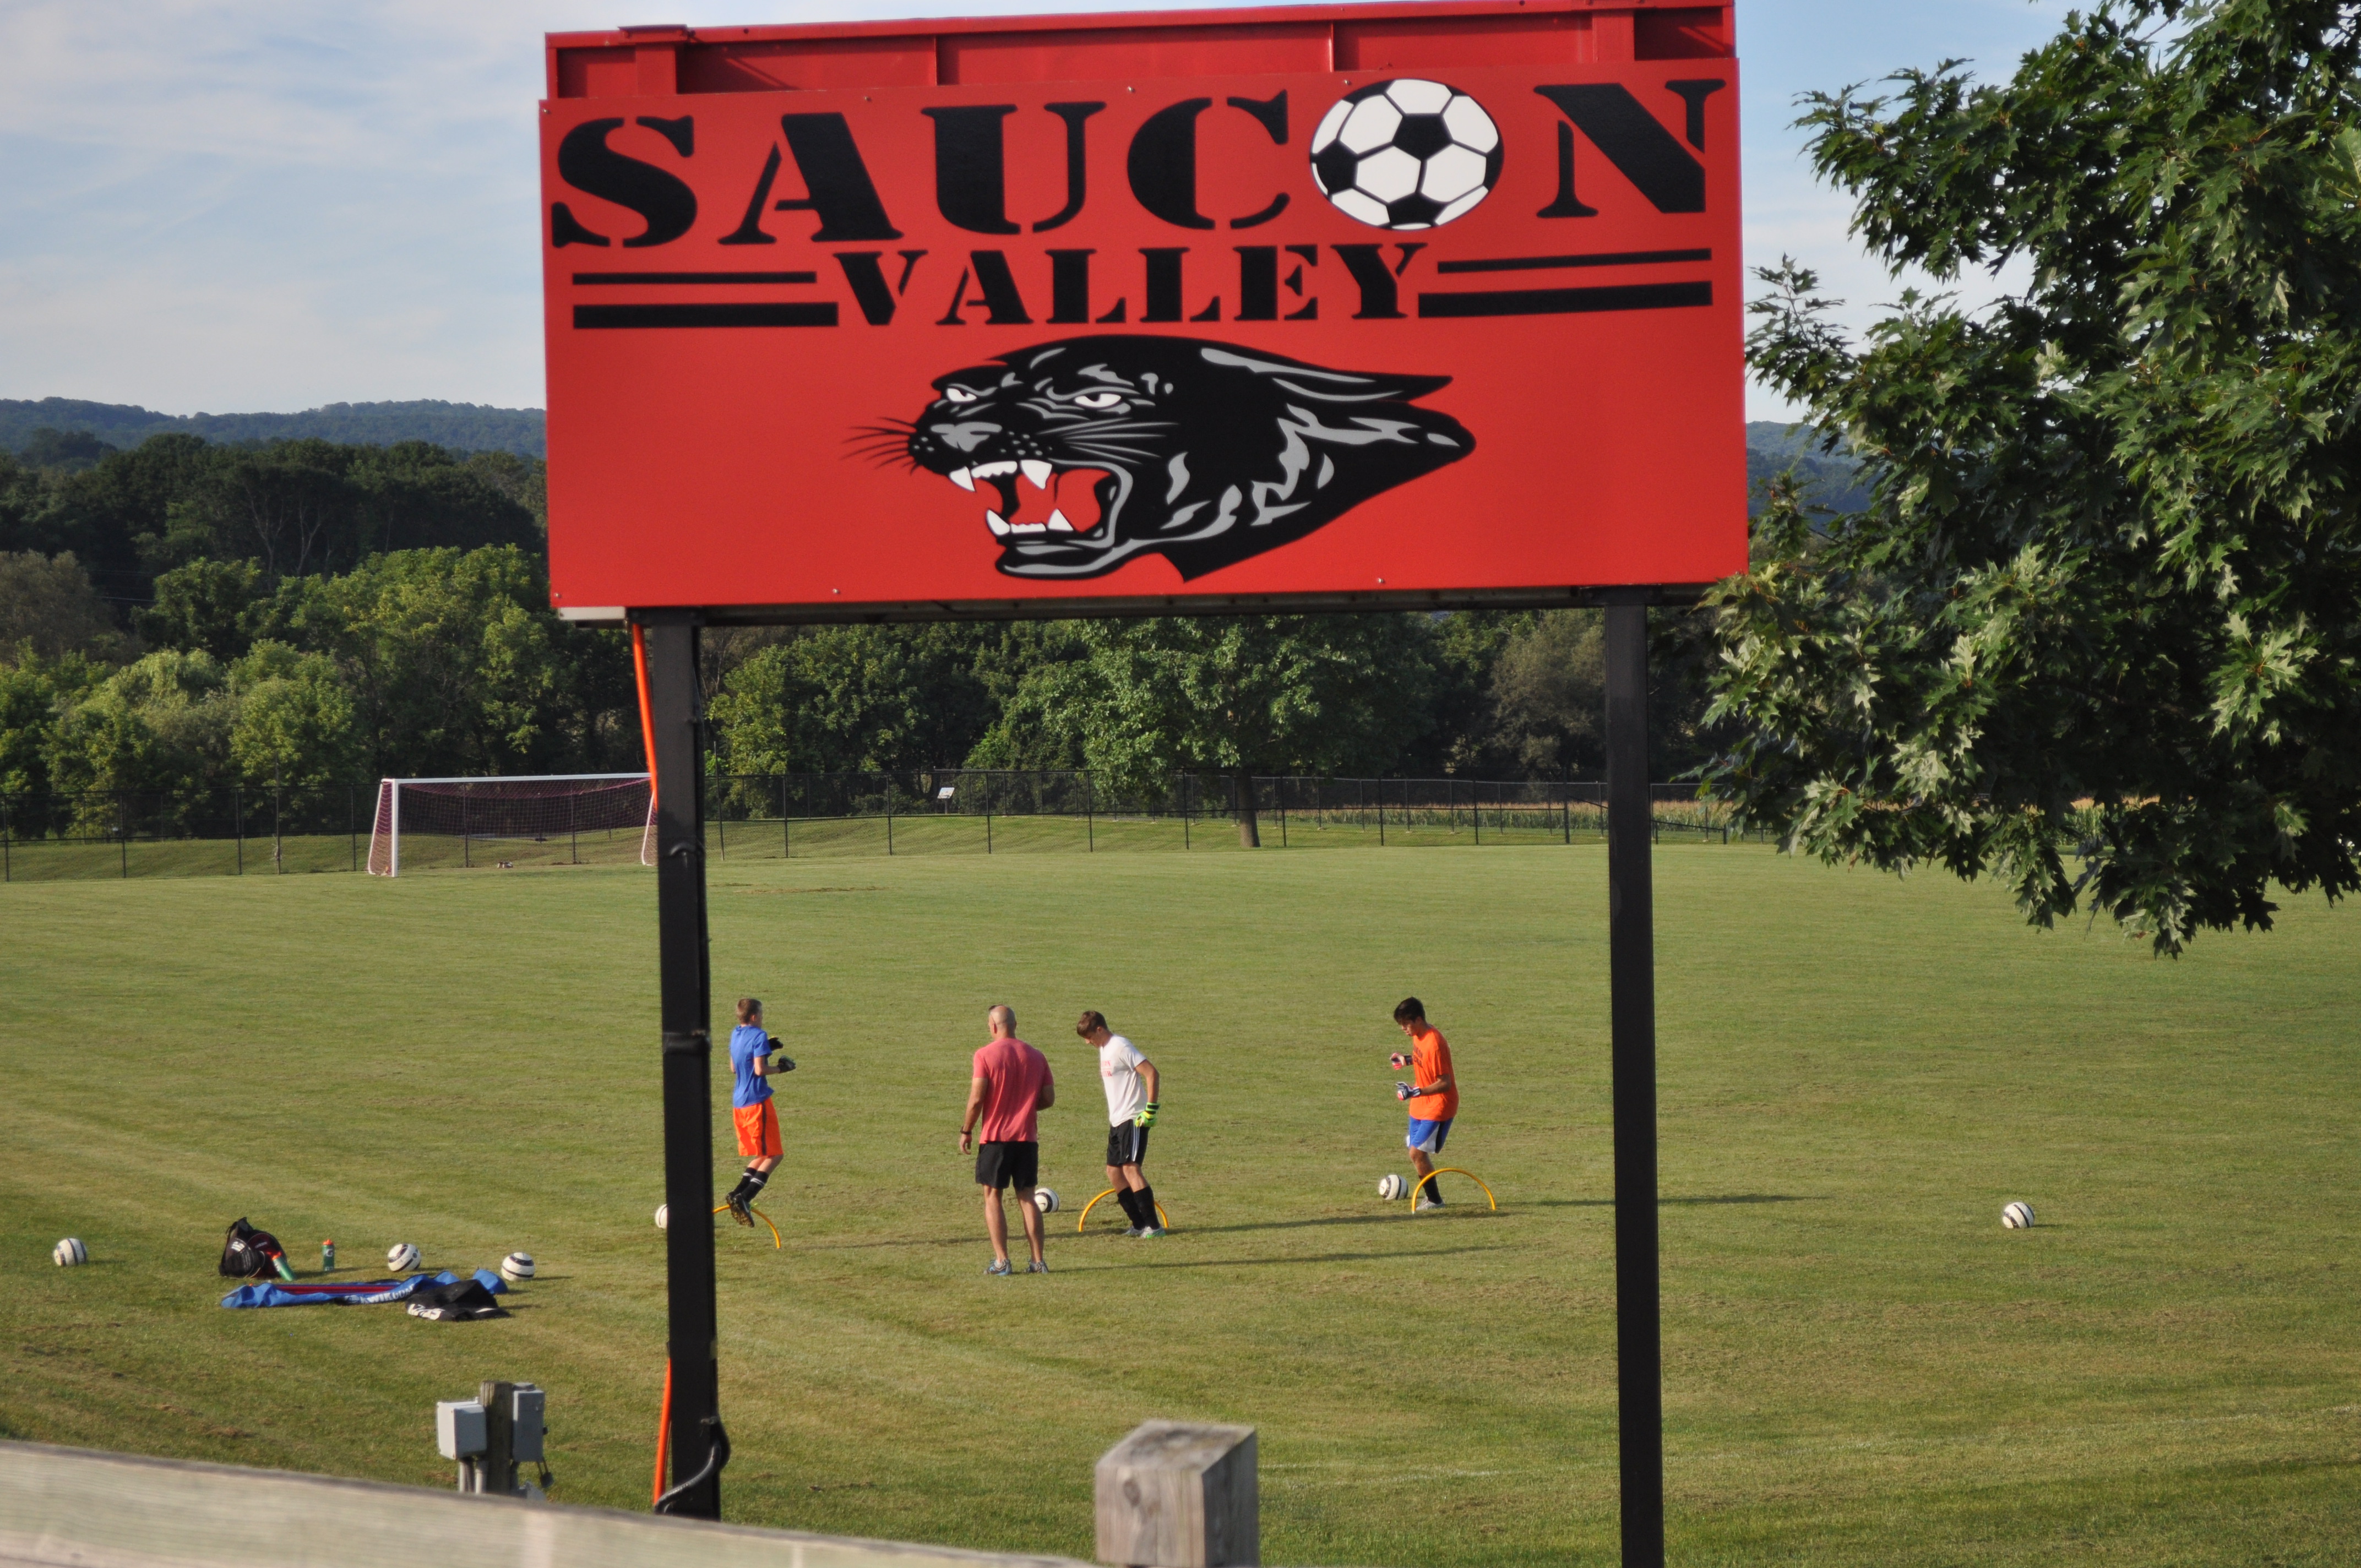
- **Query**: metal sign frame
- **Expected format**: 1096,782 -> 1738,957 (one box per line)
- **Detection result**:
545,8 -> 1733,1562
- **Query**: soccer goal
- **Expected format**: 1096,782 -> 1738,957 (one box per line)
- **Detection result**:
366,775 -> 655,875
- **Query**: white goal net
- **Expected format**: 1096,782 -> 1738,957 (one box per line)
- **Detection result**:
366,774 -> 655,875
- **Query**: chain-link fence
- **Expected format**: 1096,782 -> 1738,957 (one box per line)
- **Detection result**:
704,771 -> 1760,862
0,785 -> 371,882
2,771 -> 1764,881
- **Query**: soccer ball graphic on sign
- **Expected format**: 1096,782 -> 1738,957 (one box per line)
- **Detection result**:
1310,79 -> 1503,230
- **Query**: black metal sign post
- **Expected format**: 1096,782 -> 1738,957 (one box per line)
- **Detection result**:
643,611 -> 724,1521
1603,595 -> 1664,1567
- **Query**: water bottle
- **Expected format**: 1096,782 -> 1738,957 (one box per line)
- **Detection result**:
322,1239 -> 336,1272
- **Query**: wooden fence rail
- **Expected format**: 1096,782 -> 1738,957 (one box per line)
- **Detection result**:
0,1441 -> 1090,1568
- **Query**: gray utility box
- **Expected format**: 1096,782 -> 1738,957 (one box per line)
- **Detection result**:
436,1402 -> 486,1461
508,1385 -> 545,1463
441,1381 -> 548,1496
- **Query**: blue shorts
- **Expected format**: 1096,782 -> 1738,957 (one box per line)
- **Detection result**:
1406,1116 -> 1453,1155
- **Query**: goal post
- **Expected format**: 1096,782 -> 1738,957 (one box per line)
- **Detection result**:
367,774 -> 655,875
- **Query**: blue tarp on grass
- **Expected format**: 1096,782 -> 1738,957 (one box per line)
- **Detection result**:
221,1268 -> 507,1309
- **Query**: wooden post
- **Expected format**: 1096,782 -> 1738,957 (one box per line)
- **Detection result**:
1094,1421 -> 1256,1568
477,1379 -> 518,1498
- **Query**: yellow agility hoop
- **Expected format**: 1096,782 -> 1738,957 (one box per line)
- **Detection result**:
711,1202 -> 784,1249
1408,1168 -> 1497,1211
1076,1187 -> 1171,1233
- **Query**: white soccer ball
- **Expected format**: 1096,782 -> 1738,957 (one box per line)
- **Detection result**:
1033,1188 -> 1060,1214
386,1242 -> 421,1272
52,1237 -> 87,1267
499,1251 -> 536,1282
2001,1201 -> 2036,1229
1310,79 -> 1503,230
1378,1173 -> 1407,1201
654,1204 -> 668,1230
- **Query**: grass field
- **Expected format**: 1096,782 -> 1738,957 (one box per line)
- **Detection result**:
2,842 -> 2356,1564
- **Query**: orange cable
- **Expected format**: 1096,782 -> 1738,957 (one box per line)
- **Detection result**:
652,1360 -> 672,1507
631,623 -> 659,797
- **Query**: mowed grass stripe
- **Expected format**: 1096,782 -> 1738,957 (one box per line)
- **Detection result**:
2,846 -> 2355,1565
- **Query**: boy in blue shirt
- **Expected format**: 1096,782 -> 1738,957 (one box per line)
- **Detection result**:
725,997 -> 795,1224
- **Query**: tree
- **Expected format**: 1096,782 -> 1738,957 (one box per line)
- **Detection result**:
282,546 -> 576,778
1419,609 -> 1533,776
50,433 -> 217,596
0,654 -> 107,809
229,641 -> 360,865
1711,0 -> 2361,953
708,624 -> 998,776
17,428 -> 118,474
136,558 -> 272,662
0,552 -> 132,663
1045,615 -> 1438,846
229,642 -> 359,792
46,650 -> 238,831
1487,611 -> 1606,778
94,437 -> 540,587
960,622 -> 1095,770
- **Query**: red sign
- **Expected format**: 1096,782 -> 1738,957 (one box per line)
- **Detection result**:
541,4 -> 1743,620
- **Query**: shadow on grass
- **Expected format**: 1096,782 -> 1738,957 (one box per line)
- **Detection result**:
1519,1194 -> 1821,1209
804,1232 -> 1015,1253
1161,1212 -> 1418,1238
799,1197 -> 1813,1254
1061,1243 -> 1510,1273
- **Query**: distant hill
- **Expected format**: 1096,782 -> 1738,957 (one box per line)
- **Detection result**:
11,399 -> 1852,509
0,398 -> 545,460
1745,420 -> 1872,516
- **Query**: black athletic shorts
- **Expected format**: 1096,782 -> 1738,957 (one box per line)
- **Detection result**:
1106,1122 -> 1150,1169
975,1140 -> 1039,1191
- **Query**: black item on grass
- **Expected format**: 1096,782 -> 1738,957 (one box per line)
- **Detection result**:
404,1277 -> 507,1321
219,1218 -> 288,1278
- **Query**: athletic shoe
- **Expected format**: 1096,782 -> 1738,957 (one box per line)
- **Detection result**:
724,1190 -> 754,1226
986,1258 -> 1014,1276
1137,1226 -> 1167,1238
1122,1226 -> 1146,1238
1025,1259 -> 1049,1273
1413,1197 -> 1441,1213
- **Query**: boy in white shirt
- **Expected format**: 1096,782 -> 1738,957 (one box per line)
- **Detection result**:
1077,1010 -> 1163,1237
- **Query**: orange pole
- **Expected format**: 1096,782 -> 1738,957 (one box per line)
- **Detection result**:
631,623 -> 660,796
652,1360 -> 672,1507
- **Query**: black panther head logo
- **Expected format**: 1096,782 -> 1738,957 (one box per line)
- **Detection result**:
885,336 -> 1473,580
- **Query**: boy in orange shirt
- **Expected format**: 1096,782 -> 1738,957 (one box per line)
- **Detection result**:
1389,997 -> 1459,1212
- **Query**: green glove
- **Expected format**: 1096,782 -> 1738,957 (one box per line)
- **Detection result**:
1134,1101 -> 1160,1129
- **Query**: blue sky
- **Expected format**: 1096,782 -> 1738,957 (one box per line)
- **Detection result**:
0,0 -> 2071,420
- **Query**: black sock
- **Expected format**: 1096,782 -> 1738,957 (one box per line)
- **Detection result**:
1135,1185 -> 1157,1226
1115,1189 -> 1143,1226
743,1166 -> 770,1195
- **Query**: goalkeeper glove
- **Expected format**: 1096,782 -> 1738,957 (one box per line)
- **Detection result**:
1395,1081 -> 1415,1102
1389,1052 -> 1411,1070
770,1055 -> 797,1072
1134,1101 -> 1159,1129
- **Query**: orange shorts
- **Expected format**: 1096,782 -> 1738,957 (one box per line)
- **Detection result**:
733,1099 -> 781,1159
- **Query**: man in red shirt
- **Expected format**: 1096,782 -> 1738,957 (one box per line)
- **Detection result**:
960,1004 -> 1056,1275
1390,997 -> 1460,1212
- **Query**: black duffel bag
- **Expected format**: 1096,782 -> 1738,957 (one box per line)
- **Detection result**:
219,1217 -> 289,1278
